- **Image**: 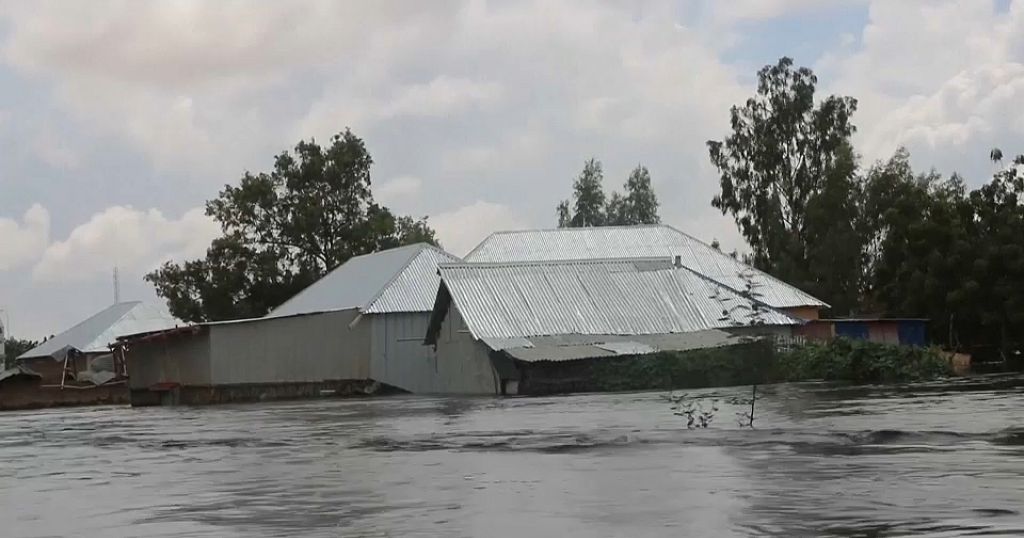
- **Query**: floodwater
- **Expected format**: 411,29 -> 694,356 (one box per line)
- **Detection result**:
3,377 -> 1024,537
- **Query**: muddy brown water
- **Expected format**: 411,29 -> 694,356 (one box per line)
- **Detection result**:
2,376 -> 1024,537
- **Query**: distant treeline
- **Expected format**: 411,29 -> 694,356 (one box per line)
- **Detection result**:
555,57 -> 1024,359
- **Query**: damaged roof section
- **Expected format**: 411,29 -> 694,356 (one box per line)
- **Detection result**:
464,225 -> 827,309
17,302 -> 181,361
426,257 -> 798,360
267,243 -> 461,318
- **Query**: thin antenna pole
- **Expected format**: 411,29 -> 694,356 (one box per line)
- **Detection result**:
113,266 -> 121,303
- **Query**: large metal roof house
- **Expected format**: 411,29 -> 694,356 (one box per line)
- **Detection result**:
119,243 -> 461,405
425,257 -> 799,395
465,224 -> 827,320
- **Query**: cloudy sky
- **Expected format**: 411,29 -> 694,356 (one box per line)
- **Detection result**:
2,0 -> 1023,340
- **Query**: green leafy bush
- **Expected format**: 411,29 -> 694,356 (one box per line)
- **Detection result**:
773,338 -> 952,384
574,338 -> 951,392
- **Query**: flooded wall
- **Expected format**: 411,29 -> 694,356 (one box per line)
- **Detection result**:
369,312 -> 446,393
208,309 -> 370,385
433,305 -> 500,394
127,332 -> 213,390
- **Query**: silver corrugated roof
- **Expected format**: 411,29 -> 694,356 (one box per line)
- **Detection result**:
435,258 -> 797,343
18,302 -> 182,360
464,225 -> 827,309
268,243 -> 460,318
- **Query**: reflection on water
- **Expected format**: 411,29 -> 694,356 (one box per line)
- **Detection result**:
2,376 -> 1024,537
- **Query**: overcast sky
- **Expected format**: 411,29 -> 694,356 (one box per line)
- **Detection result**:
2,0 -> 1023,340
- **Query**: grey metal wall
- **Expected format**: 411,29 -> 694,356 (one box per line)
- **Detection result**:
368,312 -> 445,393
127,332 -> 212,389
432,305 -> 501,394
208,309 -> 370,385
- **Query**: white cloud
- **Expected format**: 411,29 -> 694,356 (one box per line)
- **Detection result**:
0,204 -> 50,270
375,175 -> 423,205
31,206 -> 219,283
431,200 -> 528,257
821,0 -> 1024,176
706,0 -> 867,24
298,75 -> 504,139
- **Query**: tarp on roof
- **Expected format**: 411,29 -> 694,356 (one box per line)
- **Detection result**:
17,302 -> 181,361
464,224 -> 827,309
267,243 -> 460,318
427,257 -> 797,347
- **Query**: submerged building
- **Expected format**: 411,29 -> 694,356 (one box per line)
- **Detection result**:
465,225 -> 828,320
17,301 -> 180,387
120,243 -> 461,405
2,301 -> 179,409
425,257 -> 799,395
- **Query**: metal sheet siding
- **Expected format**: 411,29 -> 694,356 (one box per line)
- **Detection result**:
464,226 -> 826,309
208,309 -> 370,384
368,312 -> 448,393
432,305 -> 501,394
364,247 -> 461,314
439,259 -> 796,340
127,331 -> 212,389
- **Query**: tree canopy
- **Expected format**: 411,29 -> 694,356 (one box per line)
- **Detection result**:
147,129 -> 437,322
707,56 -> 863,314
708,57 -> 1024,358
557,159 -> 660,227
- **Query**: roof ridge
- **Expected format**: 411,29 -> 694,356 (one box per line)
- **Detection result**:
486,223 -> 669,236
441,256 -> 674,270
359,244 -> 438,313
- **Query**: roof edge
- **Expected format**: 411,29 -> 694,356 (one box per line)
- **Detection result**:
360,243 -> 459,314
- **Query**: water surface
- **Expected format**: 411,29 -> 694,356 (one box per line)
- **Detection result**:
2,377 -> 1024,537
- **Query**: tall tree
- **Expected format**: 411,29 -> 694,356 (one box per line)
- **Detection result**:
557,161 -> 661,227
557,158 -> 607,227
707,56 -> 860,313
147,129 -> 437,322
611,165 -> 660,225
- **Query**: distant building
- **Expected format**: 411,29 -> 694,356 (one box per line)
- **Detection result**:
119,243 -> 461,406
2,301 -> 179,410
795,318 -> 928,347
425,257 -> 799,395
465,225 -> 828,320
17,301 -> 180,387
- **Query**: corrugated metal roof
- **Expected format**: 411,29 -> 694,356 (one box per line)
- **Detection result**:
18,302 -> 182,360
436,257 -> 797,343
364,246 -> 461,314
267,243 -> 460,318
464,225 -> 827,309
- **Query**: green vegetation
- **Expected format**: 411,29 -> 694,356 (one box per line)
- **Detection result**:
774,338 -> 952,384
582,338 -> 952,392
556,159 -> 661,227
146,129 -> 437,322
2,337 -> 38,369
707,56 -> 1024,359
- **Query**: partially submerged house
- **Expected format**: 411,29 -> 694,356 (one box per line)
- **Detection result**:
17,301 -> 180,387
120,243 -> 461,406
4,301 -> 179,409
465,225 -> 828,320
425,257 -> 799,395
